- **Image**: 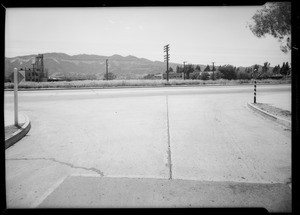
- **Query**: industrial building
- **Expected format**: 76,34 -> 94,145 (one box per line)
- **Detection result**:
25,54 -> 48,82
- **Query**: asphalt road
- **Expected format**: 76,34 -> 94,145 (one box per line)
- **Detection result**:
4,84 -> 291,210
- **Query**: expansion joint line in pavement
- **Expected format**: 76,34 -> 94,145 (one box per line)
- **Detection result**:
166,95 -> 173,180
6,157 -> 104,176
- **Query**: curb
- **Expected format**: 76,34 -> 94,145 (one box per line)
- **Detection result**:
247,102 -> 291,128
5,114 -> 31,149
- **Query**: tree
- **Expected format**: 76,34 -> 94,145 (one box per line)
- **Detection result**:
252,64 -> 260,78
176,65 -> 183,73
103,72 -> 116,80
237,71 -> 251,80
247,67 -> 253,74
262,62 -> 270,73
214,71 -> 223,79
280,62 -> 286,76
261,62 -> 271,78
204,65 -> 211,71
285,62 -> 291,76
195,65 -> 201,72
272,65 -> 280,75
185,64 -> 195,79
218,65 -> 237,80
169,67 -> 174,72
287,62 -> 291,76
248,2 -> 291,53
200,72 -> 210,80
190,72 -> 199,80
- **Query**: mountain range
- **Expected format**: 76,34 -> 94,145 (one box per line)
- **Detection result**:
4,52 -> 266,80
5,53 -> 183,80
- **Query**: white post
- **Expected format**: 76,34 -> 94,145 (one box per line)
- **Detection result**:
14,68 -> 18,126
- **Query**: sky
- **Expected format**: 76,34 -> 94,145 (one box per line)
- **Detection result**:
5,6 -> 291,67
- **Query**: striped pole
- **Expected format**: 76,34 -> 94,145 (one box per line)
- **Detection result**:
254,80 -> 256,103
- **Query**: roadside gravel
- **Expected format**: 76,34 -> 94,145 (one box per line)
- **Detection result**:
253,103 -> 291,121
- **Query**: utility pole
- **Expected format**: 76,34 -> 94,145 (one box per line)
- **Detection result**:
183,61 -> 187,80
31,61 -> 35,82
212,62 -> 215,80
164,44 -> 170,82
106,59 -> 108,81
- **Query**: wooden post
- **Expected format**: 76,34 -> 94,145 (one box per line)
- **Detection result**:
212,62 -> 215,80
166,49 -> 169,82
106,59 -> 108,81
164,44 -> 170,82
183,61 -> 186,80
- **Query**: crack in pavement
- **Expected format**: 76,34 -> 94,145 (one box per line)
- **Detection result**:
6,157 -> 104,176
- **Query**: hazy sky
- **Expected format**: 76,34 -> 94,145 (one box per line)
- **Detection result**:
5,6 -> 291,67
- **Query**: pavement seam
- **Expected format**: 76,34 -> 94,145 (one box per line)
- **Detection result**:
6,157 -> 104,176
166,95 -> 172,180
30,175 -> 69,208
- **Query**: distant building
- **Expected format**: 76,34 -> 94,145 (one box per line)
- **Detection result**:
25,68 -> 39,82
200,71 -> 214,79
162,72 -> 183,79
153,74 -> 163,79
25,54 -> 48,82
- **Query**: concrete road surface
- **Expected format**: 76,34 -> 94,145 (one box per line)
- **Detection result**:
4,84 -> 291,210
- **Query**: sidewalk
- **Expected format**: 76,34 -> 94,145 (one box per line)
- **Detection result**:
247,102 -> 291,128
5,111 -> 31,149
5,111 -> 26,127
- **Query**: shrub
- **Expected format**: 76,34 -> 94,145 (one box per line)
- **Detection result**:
214,71 -> 223,79
190,72 -> 200,80
103,72 -> 117,80
237,71 -> 251,80
218,65 -> 237,80
200,72 -> 210,80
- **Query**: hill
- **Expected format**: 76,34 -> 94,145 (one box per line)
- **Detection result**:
5,53 -> 274,80
5,53 -> 182,80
